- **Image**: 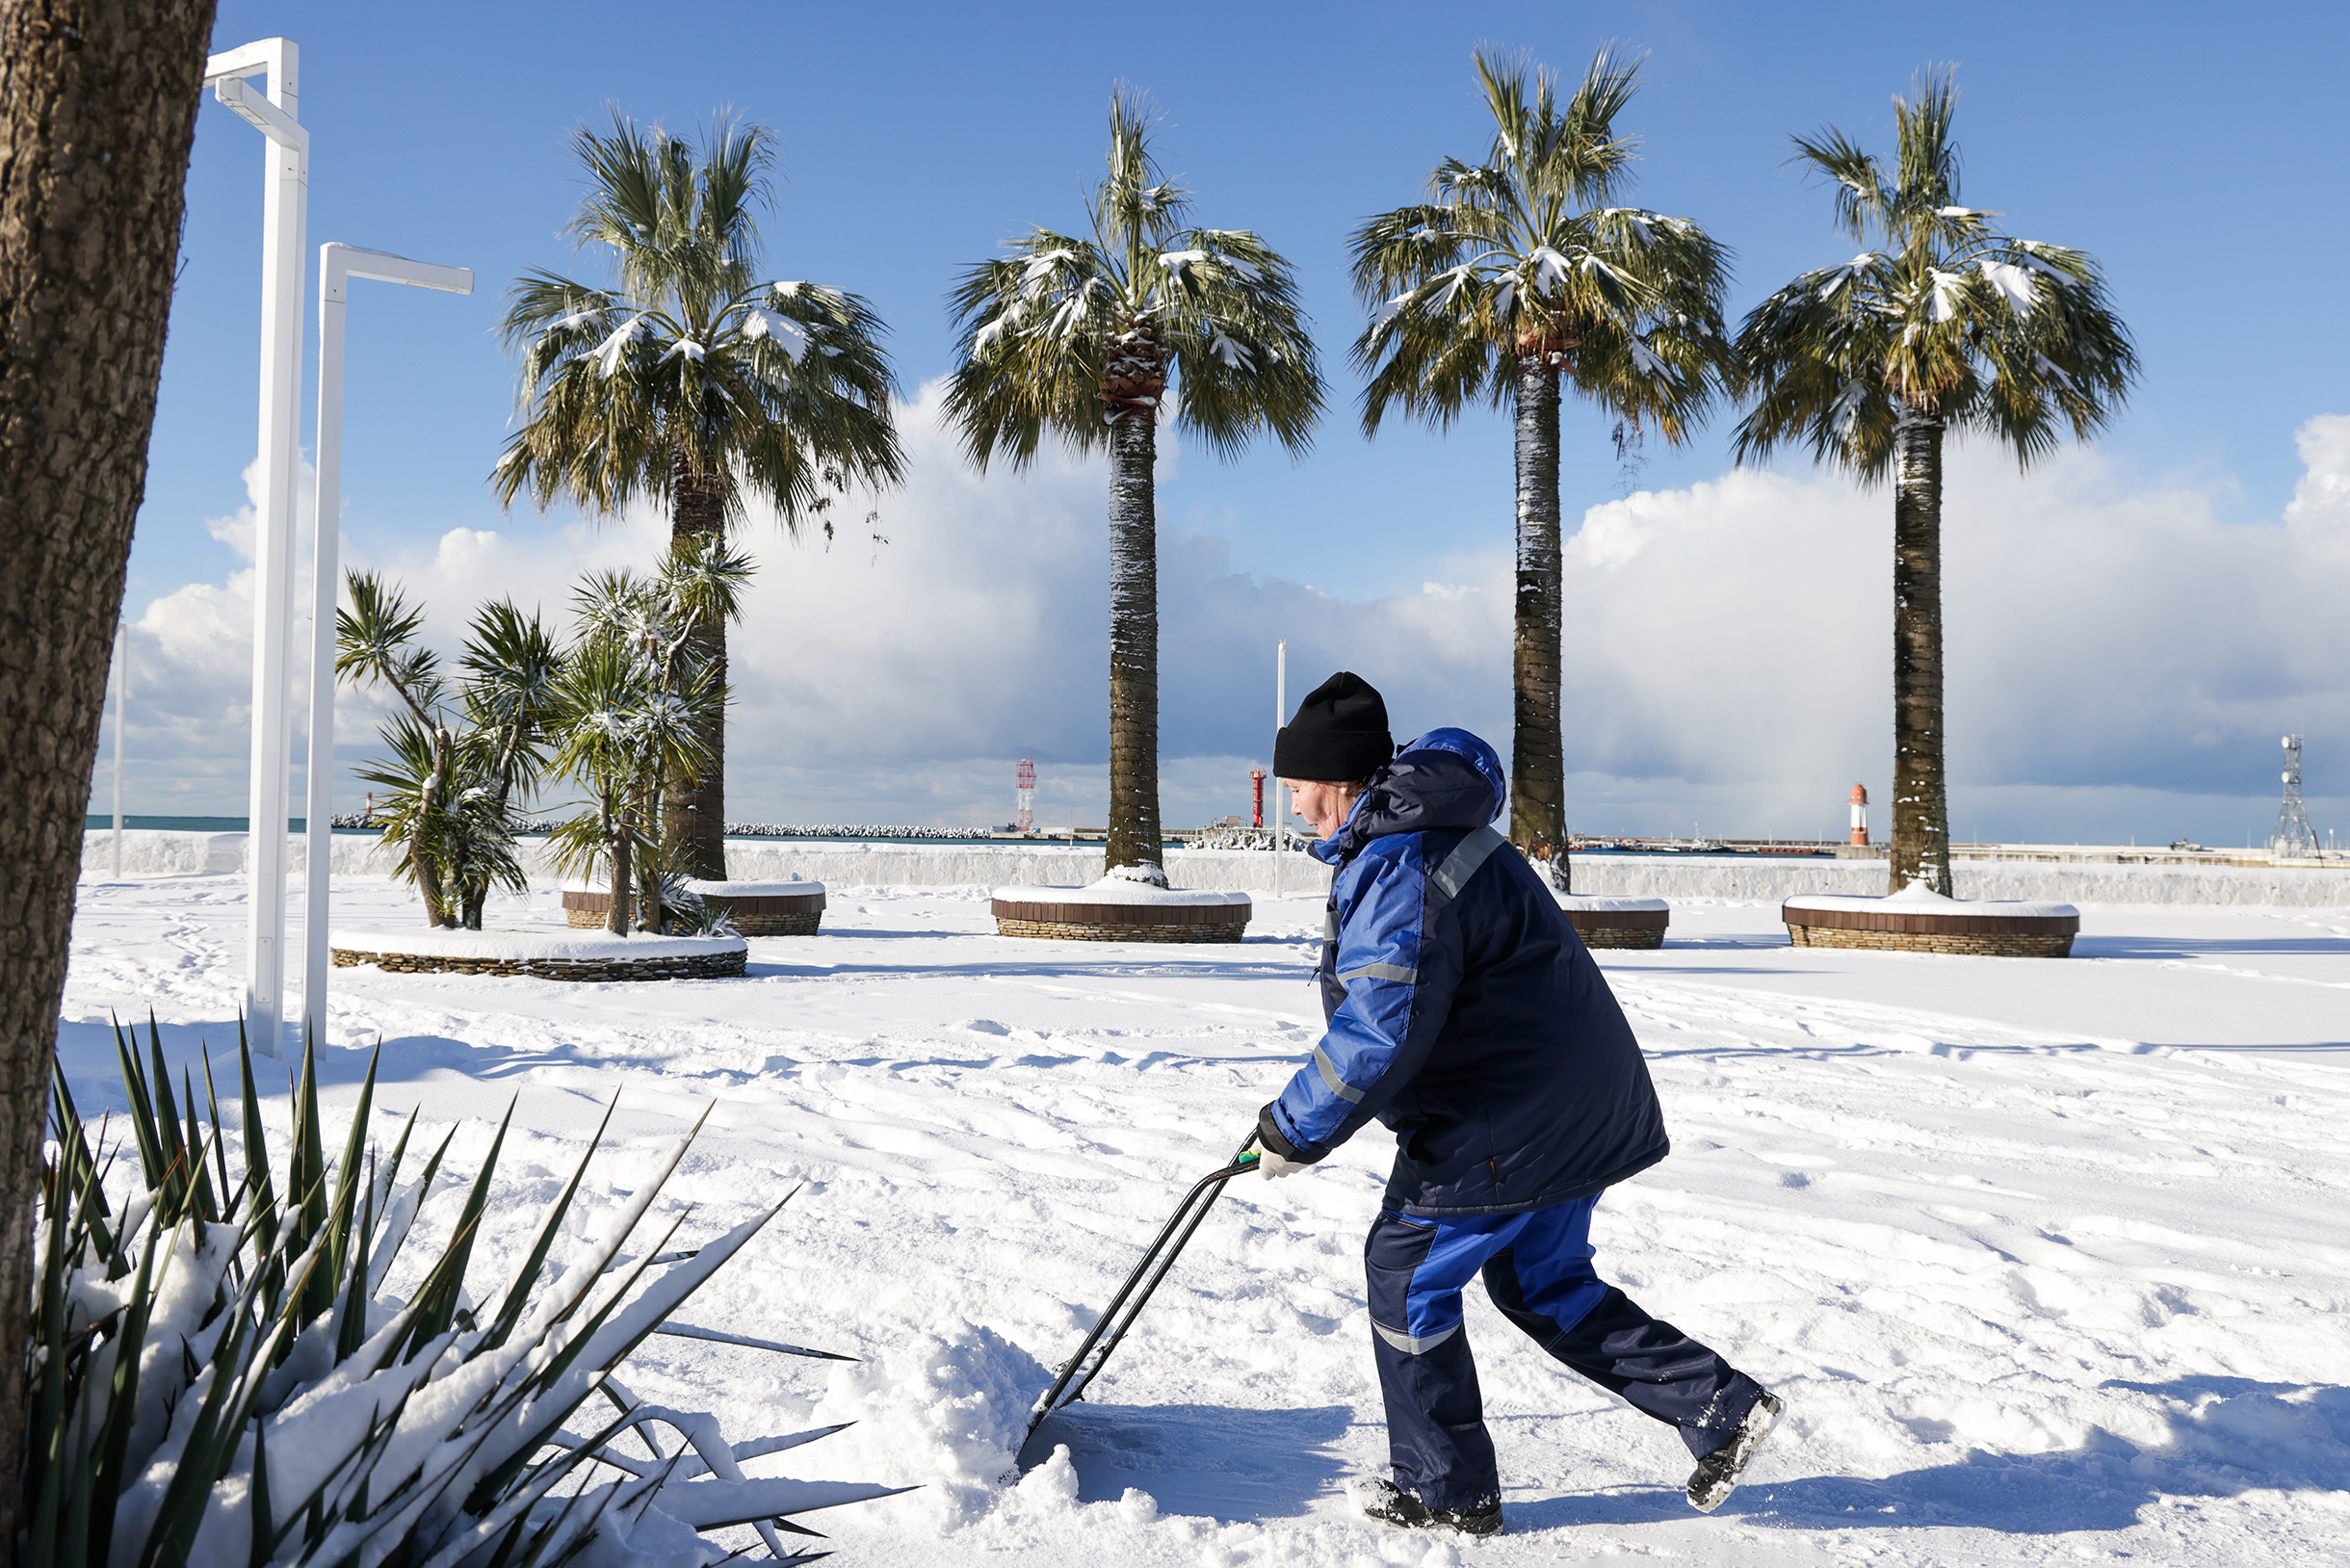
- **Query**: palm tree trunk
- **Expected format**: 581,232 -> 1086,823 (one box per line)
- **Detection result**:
421,727 -> 456,927
1890,408 -> 1954,897
1104,405 -> 1164,878
1510,353 -> 1569,892
606,794 -> 633,935
0,0 -> 218,1547
665,456 -> 729,880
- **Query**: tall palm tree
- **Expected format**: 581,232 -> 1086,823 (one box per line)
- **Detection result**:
945,91 -> 1322,879
1733,69 -> 2135,896
0,7 -> 217,1501
1351,47 -> 1733,890
495,112 -> 904,879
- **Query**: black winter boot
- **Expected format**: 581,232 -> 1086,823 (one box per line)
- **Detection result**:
1686,1390 -> 1784,1512
1360,1477 -> 1503,1537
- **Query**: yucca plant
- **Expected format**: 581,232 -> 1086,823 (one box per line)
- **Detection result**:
26,1020 -> 899,1565
945,90 -> 1323,880
1732,68 -> 2135,895
338,577 -> 564,928
1350,47 -> 1734,888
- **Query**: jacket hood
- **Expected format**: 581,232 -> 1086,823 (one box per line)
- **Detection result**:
1313,728 -> 1506,864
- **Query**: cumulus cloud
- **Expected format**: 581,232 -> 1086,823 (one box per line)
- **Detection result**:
97,391 -> 2350,846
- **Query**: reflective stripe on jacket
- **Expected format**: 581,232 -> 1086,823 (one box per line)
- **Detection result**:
1259,728 -> 1670,1217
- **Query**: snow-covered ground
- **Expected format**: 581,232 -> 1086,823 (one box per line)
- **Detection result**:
57,874 -> 2350,1566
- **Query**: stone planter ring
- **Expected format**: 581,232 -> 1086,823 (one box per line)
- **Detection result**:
1557,895 -> 1671,950
1783,887 -> 2079,957
330,927 -> 747,981
563,878 -> 825,936
992,881 -> 1251,943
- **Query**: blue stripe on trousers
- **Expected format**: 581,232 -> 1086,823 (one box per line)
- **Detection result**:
1363,1196 -> 1759,1513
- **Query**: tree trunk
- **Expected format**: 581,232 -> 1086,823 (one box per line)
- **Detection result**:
1889,408 -> 1953,897
606,797 -> 632,935
1509,353 -> 1569,892
1103,404 -> 1163,878
420,726 -> 455,926
0,1 -> 218,1552
664,456 -> 729,880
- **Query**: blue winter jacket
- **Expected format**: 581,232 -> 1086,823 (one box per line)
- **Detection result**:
1257,728 -> 1670,1217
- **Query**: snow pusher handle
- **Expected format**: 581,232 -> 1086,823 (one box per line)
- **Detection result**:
1014,1139 -> 1260,1470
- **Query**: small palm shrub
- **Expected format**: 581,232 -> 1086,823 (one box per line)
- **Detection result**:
337,579 -> 563,929
544,536 -> 748,937
26,1021 -> 899,1565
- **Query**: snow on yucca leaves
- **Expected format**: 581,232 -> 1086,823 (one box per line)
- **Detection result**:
27,1021 -> 903,1566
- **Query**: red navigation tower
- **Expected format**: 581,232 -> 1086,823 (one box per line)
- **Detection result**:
1016,756 -> 1036,834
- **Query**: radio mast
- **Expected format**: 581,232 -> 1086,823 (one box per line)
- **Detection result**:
2271,735 -> 2317,858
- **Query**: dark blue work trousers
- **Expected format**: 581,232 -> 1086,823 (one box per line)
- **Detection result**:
1364,1195 -> 1762,1512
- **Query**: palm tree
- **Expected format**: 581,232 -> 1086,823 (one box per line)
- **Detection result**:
1733,69 -> 2135,896
0,2 -> 218,1507
495,112 -> 904,879
336,576 -> 562,928
945,91 -> 1322,879
1350,47 -> 1733,890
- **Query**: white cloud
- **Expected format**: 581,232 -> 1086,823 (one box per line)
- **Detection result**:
94,391 -> 2350,847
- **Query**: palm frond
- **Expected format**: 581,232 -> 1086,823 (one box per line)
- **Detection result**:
1351,48 -> 1733,441
495,110 -> 903,532
945,94 -> 1323,469
1736,67 -> 2137,477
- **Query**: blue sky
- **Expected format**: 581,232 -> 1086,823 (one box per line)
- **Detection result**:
114,0 -> 2350,839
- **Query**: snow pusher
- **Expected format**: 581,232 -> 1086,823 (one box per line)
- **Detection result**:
1013,1141 -> 1261,1474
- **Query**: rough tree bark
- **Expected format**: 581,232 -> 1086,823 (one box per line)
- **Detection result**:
663,452 -> 729,881
1889,407 -> 1953,897
605,794 -> 635,935
1509,352 -> 1569,892
0,0 -> 219,1550
1103,391 -> 1163,878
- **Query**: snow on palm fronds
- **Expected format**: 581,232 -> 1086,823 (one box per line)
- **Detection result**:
941,90 -> 1324,469
1346,46 -> 1736,447
490,112 -> 902,543
337,576 -> 562,930
545,536 -> 747,937
1731,66 -> 2138,477
27,1021 -> 899,1566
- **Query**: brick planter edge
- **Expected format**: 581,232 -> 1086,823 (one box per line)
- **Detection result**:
331,946 -> 748,981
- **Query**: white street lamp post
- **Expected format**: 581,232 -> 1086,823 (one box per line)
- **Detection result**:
300,245 -> 474,1042
112,622 -> 127,878
202,38 -> 307,1057
1273,640 -> 1287,899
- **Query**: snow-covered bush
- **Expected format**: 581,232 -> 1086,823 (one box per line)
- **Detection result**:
543,537 -> 749,936
337,577 -> 562,929
25,1022 -> 898,1564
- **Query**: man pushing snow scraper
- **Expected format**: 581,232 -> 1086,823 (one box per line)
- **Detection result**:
1249,671 -> 1784,1537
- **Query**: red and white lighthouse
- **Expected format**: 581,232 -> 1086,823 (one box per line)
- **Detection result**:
1848,783 -> 1868,847
1015,757 -> 1036,834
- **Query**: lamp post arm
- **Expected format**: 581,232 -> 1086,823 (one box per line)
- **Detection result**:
211,76 -> 308,150
326,245 -> 475,297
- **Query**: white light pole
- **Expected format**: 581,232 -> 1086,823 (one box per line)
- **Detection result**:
112,622 -> 128,878
300,244 -> 474,1043
203,39 -> 307,1057
1273,640 -> 1287,899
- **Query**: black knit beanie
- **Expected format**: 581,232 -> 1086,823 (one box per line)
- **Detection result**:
1274,671 -> 1395,782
